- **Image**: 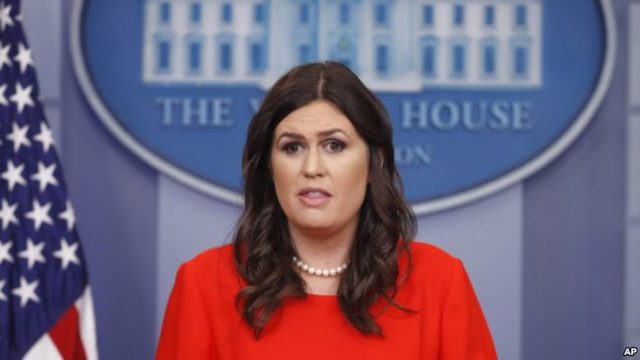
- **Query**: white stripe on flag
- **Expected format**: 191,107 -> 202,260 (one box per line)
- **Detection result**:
76,286 -> 99,360
22,334 -> 64,360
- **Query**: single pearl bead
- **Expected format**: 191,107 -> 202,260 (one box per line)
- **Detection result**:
315,269 -> 322,276
297,260 -> 303,267
322,269 -> 329,276
329,269 -> 336,276
303,264 -> 309,271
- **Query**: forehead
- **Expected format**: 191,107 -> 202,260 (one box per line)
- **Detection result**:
274,100 -> 357,135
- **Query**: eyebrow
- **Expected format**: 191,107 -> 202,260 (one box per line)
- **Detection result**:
276,128 -> 349,142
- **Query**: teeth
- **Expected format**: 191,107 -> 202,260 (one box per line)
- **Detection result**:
304,191 -> 326,197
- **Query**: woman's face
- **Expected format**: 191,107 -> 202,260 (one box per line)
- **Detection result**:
270,100 -> 370,236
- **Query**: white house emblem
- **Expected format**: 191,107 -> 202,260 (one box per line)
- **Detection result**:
72,0 -> 615,214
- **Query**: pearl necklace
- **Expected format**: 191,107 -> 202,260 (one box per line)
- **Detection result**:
293,256 -> 349,277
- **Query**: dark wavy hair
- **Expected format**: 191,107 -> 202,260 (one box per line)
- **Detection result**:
233,61 -> 417,338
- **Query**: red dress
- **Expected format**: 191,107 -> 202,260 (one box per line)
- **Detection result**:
156,242 -> 497,359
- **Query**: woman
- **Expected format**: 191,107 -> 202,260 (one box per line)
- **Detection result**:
156,62 -> 497,359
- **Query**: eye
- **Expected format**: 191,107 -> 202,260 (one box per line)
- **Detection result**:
282,142 -> 302,154
326,140 -> 346,153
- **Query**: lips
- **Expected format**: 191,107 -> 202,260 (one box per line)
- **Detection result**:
298,187 -> 331,197
298,187 -> 332,206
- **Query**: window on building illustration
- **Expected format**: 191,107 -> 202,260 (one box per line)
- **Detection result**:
254,3 -> 265,24
250,42 -> 264,73
514,45 -> 528,77
515,5 -> 527,27
159,2 -> 171,24
299,44 -> 311,64
190,3 -> 201,24
453,5 -> 464,26
188,41 -> 202,72
220,42 -> 233,71
222,3 -> 233,24
452,44 -> 465,76
422,5 -> 434,26
299,3 -> 309,24
422,44 -> 436,76
340,3 -> 350,25
483,44 -> 496,75
484,6 -> 495,26
376,45 -> 388,74
157,40 -> 171,72
375,4 -> 388,27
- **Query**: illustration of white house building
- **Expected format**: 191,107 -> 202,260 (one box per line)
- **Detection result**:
142,0 -> 542,90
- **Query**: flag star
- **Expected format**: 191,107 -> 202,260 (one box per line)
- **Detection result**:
0,3 -> 13,31
34,122 -> 55,152
12,277 -> 40,307
59,201 -> 76,231
18,239 -> 46,269
25,199 -> 53,230
0,199 -> 19,230
1,160 -> 27,191
0,240 -> 14,265
31,161 -> 59,192
0,279 -> 7,302
0,43 -> 11,71
0,84 -> 8,106
53,239 -> 80,270
6,122 -> 31,152
14,43 -> 34,73
9,83 -> 34,114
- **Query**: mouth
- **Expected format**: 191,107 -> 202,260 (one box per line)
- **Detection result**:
298,187 -> 332,206
298,187 -> 331,197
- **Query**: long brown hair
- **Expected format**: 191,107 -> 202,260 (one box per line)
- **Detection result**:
233,61 -> 417,338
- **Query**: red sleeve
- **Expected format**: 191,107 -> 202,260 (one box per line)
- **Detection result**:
156,262 -> 213,359
440,259 -> 497,360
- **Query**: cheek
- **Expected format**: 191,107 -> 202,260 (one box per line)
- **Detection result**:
337,155 -> 369,201
270,156 -> 297,204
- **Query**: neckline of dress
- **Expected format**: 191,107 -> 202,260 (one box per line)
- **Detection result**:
305,292 -> 337,299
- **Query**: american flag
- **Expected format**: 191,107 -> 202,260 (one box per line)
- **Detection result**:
0,0 -> 98,359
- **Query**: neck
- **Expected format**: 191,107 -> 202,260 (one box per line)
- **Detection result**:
288,220 -> 357,269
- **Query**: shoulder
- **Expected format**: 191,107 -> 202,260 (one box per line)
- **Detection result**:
400,240 -> 464,292
400,242 -> 497,357
177,244 -> 241,290
158,245 -> 239,357
407,240 -> 461,272
186,243 -> 235,269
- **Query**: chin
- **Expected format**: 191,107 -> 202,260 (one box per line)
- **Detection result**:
294,218 -> 335,232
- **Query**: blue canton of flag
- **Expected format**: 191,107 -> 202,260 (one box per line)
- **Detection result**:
0,1 -> 97,359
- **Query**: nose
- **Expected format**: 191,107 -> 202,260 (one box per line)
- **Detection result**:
302,146 -> 326,178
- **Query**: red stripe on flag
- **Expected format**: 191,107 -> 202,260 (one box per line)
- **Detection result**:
48,306 -> 88,360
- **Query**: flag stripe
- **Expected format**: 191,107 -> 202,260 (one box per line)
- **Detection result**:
49,305 -> 88,360
23,335 -> 63,360
76,286 -> 99,360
